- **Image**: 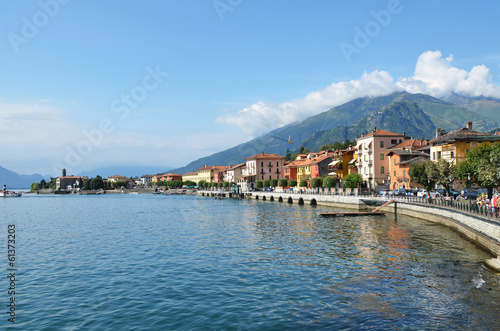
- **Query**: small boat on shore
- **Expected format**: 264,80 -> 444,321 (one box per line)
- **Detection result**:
0,185 -> 22,197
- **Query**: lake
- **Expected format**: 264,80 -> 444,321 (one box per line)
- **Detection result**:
1,193 -> 499,330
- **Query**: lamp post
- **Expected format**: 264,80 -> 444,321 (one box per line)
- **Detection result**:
387,174 -> 391,190
467,172 -> 471,210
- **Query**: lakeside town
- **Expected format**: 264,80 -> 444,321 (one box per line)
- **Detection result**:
34,121 -> 500,202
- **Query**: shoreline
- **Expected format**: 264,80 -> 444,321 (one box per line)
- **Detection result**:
198,190 -> 500,273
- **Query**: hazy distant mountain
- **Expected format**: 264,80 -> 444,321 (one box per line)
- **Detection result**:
77,165 -> 172,178
171,92 -> 500,174
0,166 -> 46,189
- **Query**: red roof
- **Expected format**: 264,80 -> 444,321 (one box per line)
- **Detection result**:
361,129 -> 406,138
244,152 -> 284,160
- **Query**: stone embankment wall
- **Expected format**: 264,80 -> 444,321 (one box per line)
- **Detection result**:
199,190 -> 500,271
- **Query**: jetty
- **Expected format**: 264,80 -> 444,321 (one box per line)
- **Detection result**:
319,200 -> 394,217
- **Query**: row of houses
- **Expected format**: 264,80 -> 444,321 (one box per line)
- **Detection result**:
175,121 -> 500,191
54,122 -> 500,191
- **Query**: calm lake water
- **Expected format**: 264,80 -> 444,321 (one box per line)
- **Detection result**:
1,194 -> 499,330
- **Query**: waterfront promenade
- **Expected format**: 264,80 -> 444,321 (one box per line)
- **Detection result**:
199,189 -> 500,272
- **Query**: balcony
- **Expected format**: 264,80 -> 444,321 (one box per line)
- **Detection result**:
275,169 -> 280,174
260,169 -> 265,174
268,163 -> 273,167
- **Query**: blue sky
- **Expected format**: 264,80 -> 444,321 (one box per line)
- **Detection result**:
1,0 -> 499,176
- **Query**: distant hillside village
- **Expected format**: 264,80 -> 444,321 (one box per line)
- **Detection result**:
40,122 -> 500,195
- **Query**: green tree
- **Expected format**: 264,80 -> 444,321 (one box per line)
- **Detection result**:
299,179 -> 308,187
289,179 -> 297,187
343,173 -> 363,189
256,180 -> 263,189
278,178 -> 288,187
311,177 -> 322,189
263,179 -> 271,188
284,148 -> 292,161
299,146 -> 310,154
409,162 -> 430,190
322,176 -> 336,188
30,182 -> 40,192
428,159 -> 456,196
83,179 -> 91,190
271,178 -> 278,187
223,181 -> 230,188
198,180 -> 206,188
460,143 -> 500,198
40,179 -> 46,189
90,176 -> 104,190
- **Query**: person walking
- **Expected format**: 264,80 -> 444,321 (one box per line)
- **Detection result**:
493,194 -> 499,218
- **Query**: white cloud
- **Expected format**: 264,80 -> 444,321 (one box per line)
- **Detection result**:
217,70 -> 398,136
396,50 -> 500,98
218,50 -> 500,136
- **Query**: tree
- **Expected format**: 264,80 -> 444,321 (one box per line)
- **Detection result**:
40,179 -> 46,189
461,143 -> 500,199
322,176 -> 336,188
83,179 -> 91,190
198,180 -> 206,188
343,173 -> 363,189
428,159 -> 456,196
409,162 -> 430,190
271,178 -> 278,187
90,176 -> 104,190
289,179 -> 297,187
299,179 -> 308,187
223,182 -> 230,188
299,146 -> 310,154
263,179 -> 271,188
311,177 -> 322,189
284,148 -> 292,161
256,180 -> 263,189
278,178 -> 288,187
30,182 -> 40,192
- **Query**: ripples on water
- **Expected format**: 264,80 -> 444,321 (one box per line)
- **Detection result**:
1,194 -> 499,330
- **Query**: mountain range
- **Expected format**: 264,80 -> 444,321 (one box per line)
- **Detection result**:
0,166 -> 46,189
171,91 -> 500,174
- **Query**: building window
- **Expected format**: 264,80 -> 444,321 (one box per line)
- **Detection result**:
451,151 -> 454,158
403,170 -> 406,179
433,152 -> 435,160
381,166 -> 384,174
364,155 -> 367,161
269,175 -> 271,180
380,141 -> 384,148
437,151 -> 441,160
391,139 -> 397,144
364,167 -> 367,174
380,153 -> 384,160
276,161 -> 279,167
393,158 -> 396,165
261,176 -> 264,180
394,171 -> 396,177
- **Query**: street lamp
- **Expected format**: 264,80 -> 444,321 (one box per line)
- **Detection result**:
467,172 -> 471,210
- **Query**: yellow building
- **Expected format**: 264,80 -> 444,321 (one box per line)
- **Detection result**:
182,171 -> 199,184
429,122 -> 500,164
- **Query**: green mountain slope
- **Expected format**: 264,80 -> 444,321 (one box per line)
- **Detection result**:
300,101 -> 435,151
443,93 -> 500,123
396,93 -> 497,132
171,92 -> 499,174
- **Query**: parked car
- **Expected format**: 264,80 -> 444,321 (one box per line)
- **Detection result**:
417,190 -> 441,198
